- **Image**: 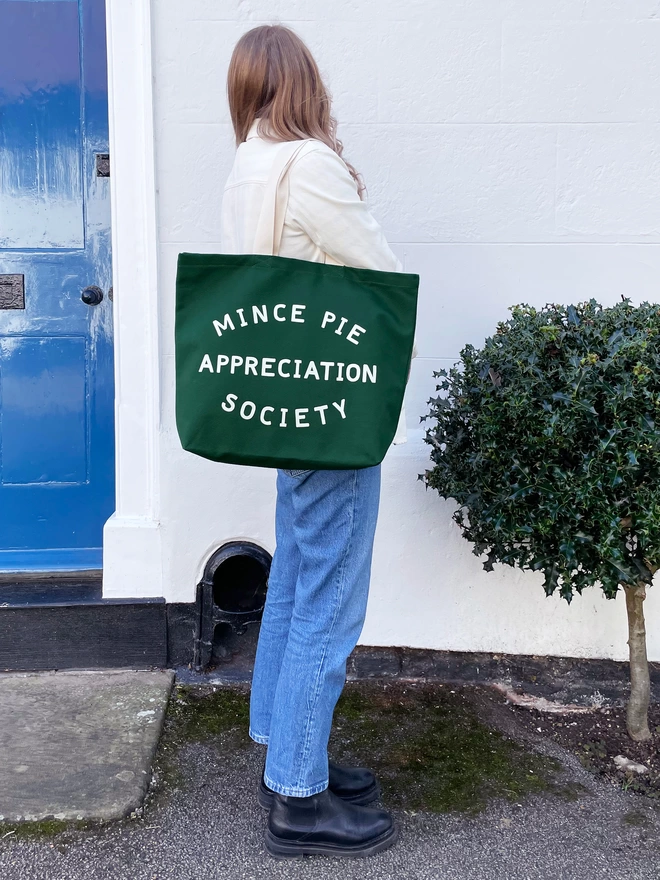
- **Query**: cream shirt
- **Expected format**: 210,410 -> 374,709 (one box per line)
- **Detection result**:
220,119 -> 410,443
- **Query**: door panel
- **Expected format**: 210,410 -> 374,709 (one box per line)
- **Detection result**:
1,336 -> 87,484
0,0 -> 84,249
0,0 -> 114,571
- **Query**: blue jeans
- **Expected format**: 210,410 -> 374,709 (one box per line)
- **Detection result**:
249,465 -> 381,797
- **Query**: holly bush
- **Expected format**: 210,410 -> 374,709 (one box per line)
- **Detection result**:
421,298 -> 660,602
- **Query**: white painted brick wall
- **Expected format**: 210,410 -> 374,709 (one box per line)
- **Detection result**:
149,0 -> 660,660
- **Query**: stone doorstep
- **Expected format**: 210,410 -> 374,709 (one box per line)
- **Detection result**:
0,669 -> 174,823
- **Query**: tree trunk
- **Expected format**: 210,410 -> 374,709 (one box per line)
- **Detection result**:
623,581 -> 652,742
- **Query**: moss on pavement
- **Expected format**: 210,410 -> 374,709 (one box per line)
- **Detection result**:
332,682 -> 559,814
157,681 -> 560,815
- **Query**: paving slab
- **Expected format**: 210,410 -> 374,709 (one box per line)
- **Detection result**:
0,669 -> 174,822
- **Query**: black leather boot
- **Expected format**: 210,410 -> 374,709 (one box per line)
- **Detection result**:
258,760 -> 380,810
265,787 -> 397,858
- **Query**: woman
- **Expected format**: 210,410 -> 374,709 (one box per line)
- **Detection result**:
222,24 -> 403,859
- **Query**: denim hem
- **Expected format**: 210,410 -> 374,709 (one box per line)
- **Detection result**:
263,773 -> 329,798
249,729 -> 269,745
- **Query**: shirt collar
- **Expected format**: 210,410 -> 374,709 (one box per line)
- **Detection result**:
246,118 -> 263,140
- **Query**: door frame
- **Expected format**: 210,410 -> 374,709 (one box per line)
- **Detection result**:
103,0 -> 163,598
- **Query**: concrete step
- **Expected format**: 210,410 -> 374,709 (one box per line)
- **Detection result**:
0,669 -> 174,822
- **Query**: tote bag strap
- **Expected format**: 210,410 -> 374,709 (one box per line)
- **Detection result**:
252,139 -> 314,256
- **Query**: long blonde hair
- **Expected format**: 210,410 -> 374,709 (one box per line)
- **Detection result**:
227,25 -> 365,198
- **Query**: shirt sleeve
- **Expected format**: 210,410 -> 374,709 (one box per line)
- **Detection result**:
286,144 -> 403,273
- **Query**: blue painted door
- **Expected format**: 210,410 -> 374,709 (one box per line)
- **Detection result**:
0,0 -> 114,571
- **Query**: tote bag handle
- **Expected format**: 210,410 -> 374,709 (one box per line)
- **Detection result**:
252,139 -> 314,256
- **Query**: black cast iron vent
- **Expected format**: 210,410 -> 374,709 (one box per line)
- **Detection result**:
195,541 -> 271,671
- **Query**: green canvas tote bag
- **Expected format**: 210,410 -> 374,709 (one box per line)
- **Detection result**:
175,139 -> 419,470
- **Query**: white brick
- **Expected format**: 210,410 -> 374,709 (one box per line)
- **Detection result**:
342,124 -> 557,243
401,245 -> 517,359
295,22 -> 380,123
156,123 -> 235,242
557,125 -> 660,239
232,0 -> 403,21
377,20 -> 501,123
403,243 -> 660,359
502,22 -> 660,123
153,0 -> 660,28
581,0 -> 660,19
456,1 -> 586,20
154,17 -> 380,126
155,0 -> 419,25
376,1 -> 660,22
154,21 -> 246,125
499,0 -> 660,20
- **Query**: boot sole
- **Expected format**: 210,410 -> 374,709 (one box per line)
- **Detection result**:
258,779 -> 381,811
265,821 -> 399,859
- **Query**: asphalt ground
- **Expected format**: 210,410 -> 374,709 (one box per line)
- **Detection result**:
0,704 -> 659,880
